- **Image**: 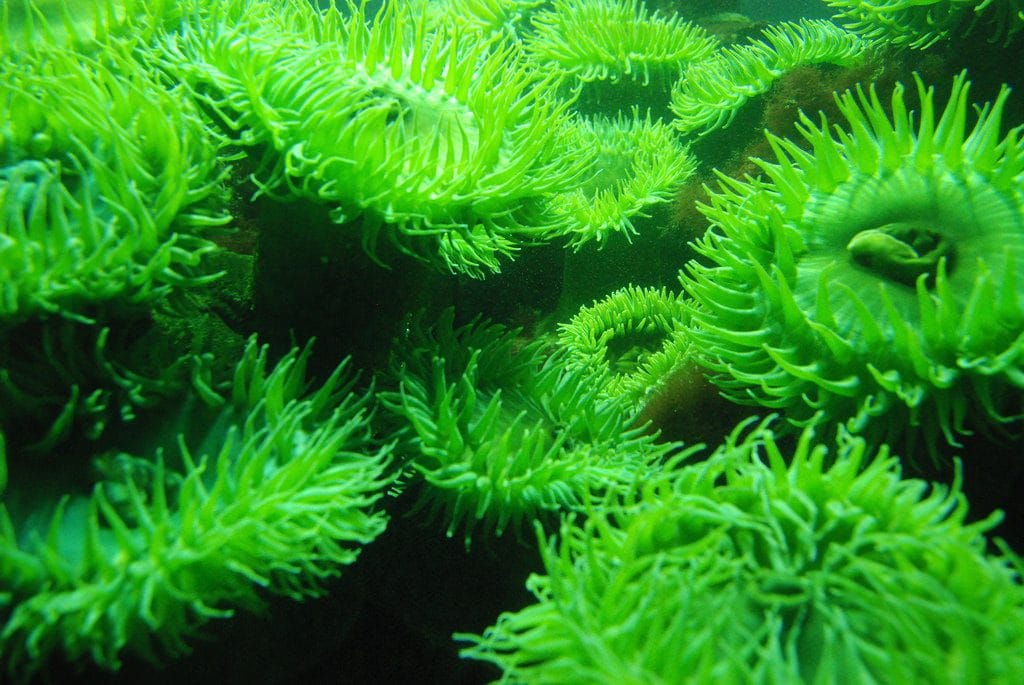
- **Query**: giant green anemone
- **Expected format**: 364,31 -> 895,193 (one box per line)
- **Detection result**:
164,0 -> 591,277
551,110 -> 697,248
380,310 -> 676,545
557,285 -> 691,410
824,0 -> 1024,49
671,19 -> 875,137
460,419 -> 1024,683
0,37 -> 228,326
429,0 -> 546,43
524,0 -> 719,86
0,336 -> 392,676
682,72 -> 1024,454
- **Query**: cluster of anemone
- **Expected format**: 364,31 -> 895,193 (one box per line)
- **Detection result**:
0,35 -> 228,326
556,284 -> 691,410
824,0 -> 1024,49
380,310 -> 677,545
681,71 -> 1024,455
2,0 -> 1023,679
0,337 -> 393,676
162,0 -> 594,278
1,23 -> 231,453
461,419 -> 1024,683
1,10 -> 396,679
670,19 -> 877,136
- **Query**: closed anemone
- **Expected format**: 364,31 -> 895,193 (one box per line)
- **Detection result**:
682,72 -> 1024,455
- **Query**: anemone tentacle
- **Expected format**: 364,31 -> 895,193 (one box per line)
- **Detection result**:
824,0 -> 1024,49
430,0 -> 547,43
380,310 -> 676,546
551,110 -> 696,249
0,38 -> 228,326
525,0 -> 718,86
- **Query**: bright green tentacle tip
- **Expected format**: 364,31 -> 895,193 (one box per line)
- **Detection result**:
460,418 -> 1024,684
681,71 -> 1024,455
1,0 -> 185,53
0,336 -> 393,676
429,0 -> 546,43
671,19 -> 876,137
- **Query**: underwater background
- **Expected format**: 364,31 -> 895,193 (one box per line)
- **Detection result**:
2,0 -> 1023,683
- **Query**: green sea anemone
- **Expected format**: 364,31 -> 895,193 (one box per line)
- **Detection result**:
824,0 -> 1024,49
460,419 -> 1024,683
681,72 -> 1024,454
429,0 -> 546,43
380,310 -> 676,545
0,337 -> 392,675
164,0 -> 592,277
671,19 -> 875,136
552,110 -> 697,248
557,285 -> 691,410
0,38 -> 228,326
524,0 -> 719,86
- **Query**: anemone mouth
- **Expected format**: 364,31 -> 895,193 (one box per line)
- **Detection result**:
795,163 -> 1024,327
846,220 -> 955,288
605,329 -> 671,372
553,112 -> 696,248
